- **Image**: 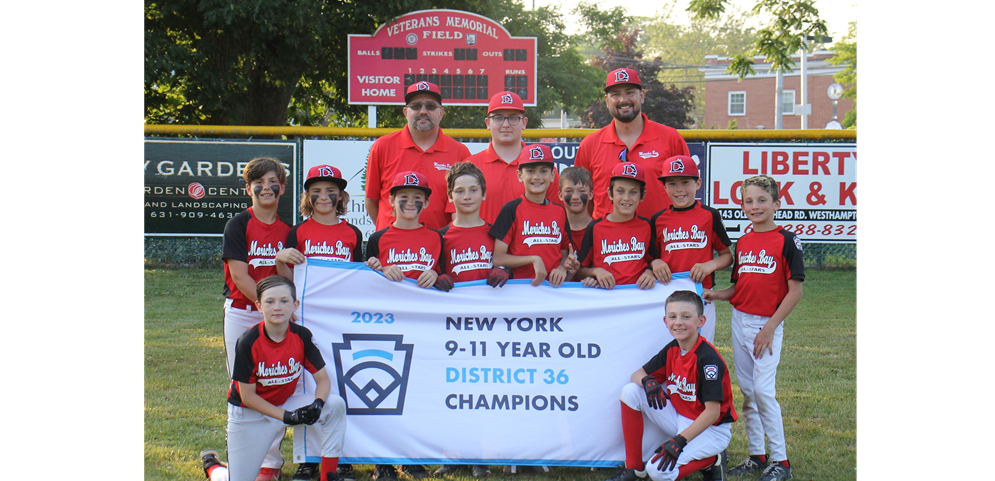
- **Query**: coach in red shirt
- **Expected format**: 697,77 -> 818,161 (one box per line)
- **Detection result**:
447,91 -> 559,225
575,68 -> 690,220
365,81 -> 471,230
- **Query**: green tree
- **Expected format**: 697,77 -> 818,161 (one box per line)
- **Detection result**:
639,0 -> 756,124
686,0 -> 829,78
145,0 -> 604,129
827,20 -> 856,128
580,28 -> 696,129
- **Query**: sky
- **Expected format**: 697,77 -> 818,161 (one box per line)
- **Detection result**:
531,0 -> 856,43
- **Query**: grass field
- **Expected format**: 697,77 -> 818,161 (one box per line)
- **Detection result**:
145,268 -> 855,481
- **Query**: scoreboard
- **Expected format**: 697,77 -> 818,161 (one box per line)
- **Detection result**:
348,9 -> 537,106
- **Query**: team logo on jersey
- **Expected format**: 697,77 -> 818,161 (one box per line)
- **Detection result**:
256,357 -> 304,386
601,236 -> 645,265
387,247 -> 436,271
614,69 -> 630,83
529,145 -> 547,160
466,33 -> 477,45
248,241 -> 285,267
406,33 -> 418,45
669,158 -> 686,174
521,220 -> 562,246
450,245 -> 493,275
638,150 -> 659,159
793,236 -> 804,252
415,81 -> 430,91
667,373 -> 697,402
662,226 -> 708,252
332,334 -> 414,415
704,365 -> 718,381
737,249 -> 777,274
404,173 -> 420,186
501,93 -> 513,104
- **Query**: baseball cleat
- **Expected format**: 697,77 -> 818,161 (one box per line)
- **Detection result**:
602,466 -> 647,481
292,463 -> 320,481
337,464 -> 356,481
700,449 -> 728,481
758,461 -> 792,481
199,449 -> 226,478
398,464 -> 429,479
727,456 -> 765,476
433,465 -> 465,476
373,465 -> 398,481
255,467 -> 284,481
471,465 -> 491,477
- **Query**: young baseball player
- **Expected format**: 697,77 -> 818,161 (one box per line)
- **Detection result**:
273,164 -> 361,481
365,171 -> 449,293
650,155 -> 733,344
437,161 -> 512,289
490,144 -> 577,287
558,165 -> 595,246
221,157 -> 293,480
576,162 -> 657,289
703,175 -> 804,481
604,290 -> 735,481
200,275 -> 348,481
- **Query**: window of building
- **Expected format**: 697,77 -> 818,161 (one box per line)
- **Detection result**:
782,90 -> 795,114
728,91 -> 745,116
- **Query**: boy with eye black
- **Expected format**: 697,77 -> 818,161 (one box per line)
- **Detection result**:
221,156 -> 293,481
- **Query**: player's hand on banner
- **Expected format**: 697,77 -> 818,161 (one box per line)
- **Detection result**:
582,277 -> 598,288
641,375 -> 666,409
549,266 -> 568,287
434,273 -> 454,292
486,266 -> 511,288
366,257 -> 383,271
531,256 -> 547,287
276,248 -> 305,266
650,435 -> 687,471
593,268 -> 616,290
637,269 -> 657,289
416,269 -> 439,289
688,261 -> 713,283
300,398 -> 325,425
382,265 -> 404,282
651,259 -> 672,285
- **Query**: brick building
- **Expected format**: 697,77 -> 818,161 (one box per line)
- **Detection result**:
700,50 -> 854,130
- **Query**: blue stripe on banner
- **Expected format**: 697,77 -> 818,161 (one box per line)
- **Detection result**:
352,349 -> 393,361
306,258 -> 374,270
339,458 -> 622,467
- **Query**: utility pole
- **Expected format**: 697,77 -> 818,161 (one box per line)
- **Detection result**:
775,68 -> 784,129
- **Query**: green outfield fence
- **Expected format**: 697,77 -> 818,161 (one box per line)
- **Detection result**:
144,126 -> 856,270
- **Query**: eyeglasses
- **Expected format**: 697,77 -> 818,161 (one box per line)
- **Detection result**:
487,115 -> 524,125
407,102 -> 440,111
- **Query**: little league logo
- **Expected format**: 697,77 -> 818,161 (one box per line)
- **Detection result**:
332,334 -> 414,415
704,365 -> 718,381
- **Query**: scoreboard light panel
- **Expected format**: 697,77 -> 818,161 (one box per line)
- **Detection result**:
348,9 -> 538,106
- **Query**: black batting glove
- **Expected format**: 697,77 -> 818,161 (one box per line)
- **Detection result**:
641,375 -> 666,409
283,406 -> 309,425
301,398 -> 324,425
487,266 -> 512,288
650,434 -> 687,472
435,273 -> 454,292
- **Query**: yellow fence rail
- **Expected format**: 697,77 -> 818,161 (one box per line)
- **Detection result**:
144,124 -> 855,141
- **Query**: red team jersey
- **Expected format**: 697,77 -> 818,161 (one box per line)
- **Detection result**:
578,216 -> 657,285
445,143 -> 560,225
366,225 -> 444,280
650,201 -> 733,289
730,226 -> 806,317
364,127 -> 471,231
228,321 -> 325,407
642,336 -> 737,425
574,113 -> 690,220
437,223 -> 494,283
286,218 -> 364,263
222,207 -> 292,306
490,196 -> 572,280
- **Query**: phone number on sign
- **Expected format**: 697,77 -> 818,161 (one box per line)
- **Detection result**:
745,223 -> 857,236
148,211 -> 236,219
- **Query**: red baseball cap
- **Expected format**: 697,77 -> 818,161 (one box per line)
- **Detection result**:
611,162 -> 646,185
658,155 -> 700,180
390,171 -> 432,196
487,91 -> 525,114
604,68 -> 642,92
519,144 -> 555,167
405,81 -> 443,104
305,164 -> 347,191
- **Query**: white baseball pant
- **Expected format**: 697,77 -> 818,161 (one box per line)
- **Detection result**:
223,299 -> 284,470
730,307 -> 786,461
211,395 -> 347,481
292,370 -> 325,464
699,300 -> 717,345
620,383 -> 731,481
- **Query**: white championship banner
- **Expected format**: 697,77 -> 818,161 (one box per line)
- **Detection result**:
293,260 -> 703,467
